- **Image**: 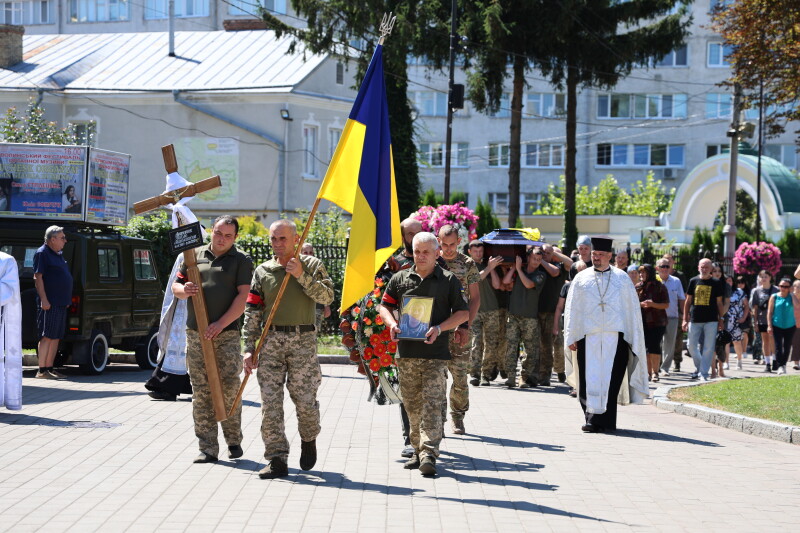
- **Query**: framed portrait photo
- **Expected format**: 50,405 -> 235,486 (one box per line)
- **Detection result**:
398,295 -> 434,340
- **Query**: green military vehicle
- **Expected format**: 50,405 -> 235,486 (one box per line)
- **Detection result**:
1,220 -> 164,374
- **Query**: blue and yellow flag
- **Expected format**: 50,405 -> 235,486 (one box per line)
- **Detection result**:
317,44 -> 401,311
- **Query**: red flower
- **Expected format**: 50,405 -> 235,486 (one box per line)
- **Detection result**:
375,278 -> 385,287
373,287 -> 381,296
364,317 -> 372,326
369,358 -> 382,372
380,329 -> 391,342
374,342 -> 387,356
379,354 -> 393,367
375,315 -> 384,325
349,349 -> 361,362
366,299 -> 374,308
387,341 -> 397,353
369,334 -> 381,346
363,347 -> 374,358
351,321 -> 358,331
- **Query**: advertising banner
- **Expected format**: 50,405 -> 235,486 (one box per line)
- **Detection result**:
0,143 -> 88,221
86,148 -> 131,226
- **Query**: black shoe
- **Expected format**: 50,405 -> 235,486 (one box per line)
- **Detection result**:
499,369 -> 508,380
581,424 -> 604,433
259,457 -> 289,479
300,439 -> 317,471
489,367 -> 499,381
536,378 -> 550,387
148,391 -> 177,401
479,377 -> 491,386
193,452 -> 218,463
772,361 -> 779,371
505,378 -> 516,388
228,445 -> 243,459
404,454 -> 420,469
469,377 -> 480,387
401,445 -> 415,458
557,372 -> 566,383
419,456 -> 437,477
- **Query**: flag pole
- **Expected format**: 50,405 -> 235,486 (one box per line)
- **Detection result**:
229,14 -> 397,417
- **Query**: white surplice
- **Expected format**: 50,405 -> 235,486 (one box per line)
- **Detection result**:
158,254 -> 189,375
563,266 -> 648,414
0,252 -> 22,410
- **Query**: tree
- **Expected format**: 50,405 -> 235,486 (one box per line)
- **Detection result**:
711,0 -> 800,139
259,4 -> 455,219
714,189 -> 758,243
533,0 -> 691,250
536,173 -> 674,216
1,99 -> 90,145
459,0 -> 546,228
474,196 -> 501,238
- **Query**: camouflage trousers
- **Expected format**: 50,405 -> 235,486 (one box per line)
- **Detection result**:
186,329 -> 243,458
256,330 -> 321,462
470,310 -> 504,380
443,331 -> 470,422
505,315 -> 541,382
537,312 -> 565,381
397,357 -> 447,459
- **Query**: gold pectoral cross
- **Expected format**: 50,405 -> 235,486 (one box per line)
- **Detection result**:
599,301 -> 606,312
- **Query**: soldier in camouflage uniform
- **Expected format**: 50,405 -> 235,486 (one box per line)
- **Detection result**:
437,225 -> 480,435
536,244 -> 573,386
379,232 -> 469,477
466,240 -> 504,386
172,215 -> 253,464
501,246 -> 548,388
242,219 -> 334,479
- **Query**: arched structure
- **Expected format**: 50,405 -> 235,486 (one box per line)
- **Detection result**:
660,153 -> 800,244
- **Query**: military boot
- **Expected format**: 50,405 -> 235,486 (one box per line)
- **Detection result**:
300,439 -> 317,471
259,457 -> 289,479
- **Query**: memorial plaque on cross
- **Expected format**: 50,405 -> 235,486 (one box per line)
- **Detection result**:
134,144 -> 227,422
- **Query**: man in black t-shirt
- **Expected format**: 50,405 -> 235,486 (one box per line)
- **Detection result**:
683,258 -> 725,381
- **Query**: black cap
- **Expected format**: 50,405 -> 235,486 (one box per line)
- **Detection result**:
591,236 -> 613,252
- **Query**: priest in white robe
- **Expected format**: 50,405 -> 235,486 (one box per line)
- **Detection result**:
0,251 -> 22,411
563,236 -> 648,433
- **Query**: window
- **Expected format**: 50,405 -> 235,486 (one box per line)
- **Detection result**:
596,143 -> 684,167
98,248 -> 120,279
228,0 -> 284,15
488,192 -> 509,214
145,0 -> 208,18
706,144 -> 727,157
523,143 -> 564,167
765,145 -> 798,170
303,124 -> 318,178
335,62 -> 344,85
521,193 -> 541,215
0,245 -> 38,277
133,249 -> 157,280
526,93 -> 565,118
488,143 -> 510,167
412,91 -> 448,117
69,0 -> 129,21
705,93 -> 732,119
708,42 -> 733,67
327,128 -> 341,162
655,45 -> 688,67
0,0 -> 52,24
489,93 -> 511,118
418,142 -> 469,168
70,121 -> 96,146
598,93 -> 687,118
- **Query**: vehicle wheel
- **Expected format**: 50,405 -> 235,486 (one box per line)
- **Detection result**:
78,331 -> 109,375
135,329 -> 160,370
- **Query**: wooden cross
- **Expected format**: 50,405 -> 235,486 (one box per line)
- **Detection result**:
134,145 -> 227,422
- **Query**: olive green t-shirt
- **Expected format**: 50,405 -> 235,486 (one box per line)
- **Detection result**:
178,243 -> 254,331
508,268 -> 547,318
476,260 -> 499,312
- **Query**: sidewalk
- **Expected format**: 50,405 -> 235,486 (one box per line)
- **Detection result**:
1,358 -> 799,532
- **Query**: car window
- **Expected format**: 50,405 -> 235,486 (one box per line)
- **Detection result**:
98,247 -> 121,279
133,249 -> 157,281
0,244 -> 39,278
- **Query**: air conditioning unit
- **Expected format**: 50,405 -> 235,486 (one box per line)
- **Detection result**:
663,168 -> 674,179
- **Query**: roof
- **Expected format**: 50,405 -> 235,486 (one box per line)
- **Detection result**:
0,31 -> 327,92
740,154 -> 800,214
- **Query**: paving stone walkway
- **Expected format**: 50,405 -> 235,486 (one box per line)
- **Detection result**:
1,357 -> 798,532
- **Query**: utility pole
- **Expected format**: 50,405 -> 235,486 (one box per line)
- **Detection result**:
724,83 -> 743,258
755,78 -> 764,243
443,0 -> 457,204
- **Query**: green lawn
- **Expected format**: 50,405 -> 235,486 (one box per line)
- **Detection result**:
668,376 -> 800,426
317,334 -> 348,356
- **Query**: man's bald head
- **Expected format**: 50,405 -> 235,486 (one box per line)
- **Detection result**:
400,217 -> 423,254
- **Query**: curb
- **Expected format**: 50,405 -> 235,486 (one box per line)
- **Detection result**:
653,380 -> 800,446
24,353 -> 353,367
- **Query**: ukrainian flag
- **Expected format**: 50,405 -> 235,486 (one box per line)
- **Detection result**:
317,44 -> 401,312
